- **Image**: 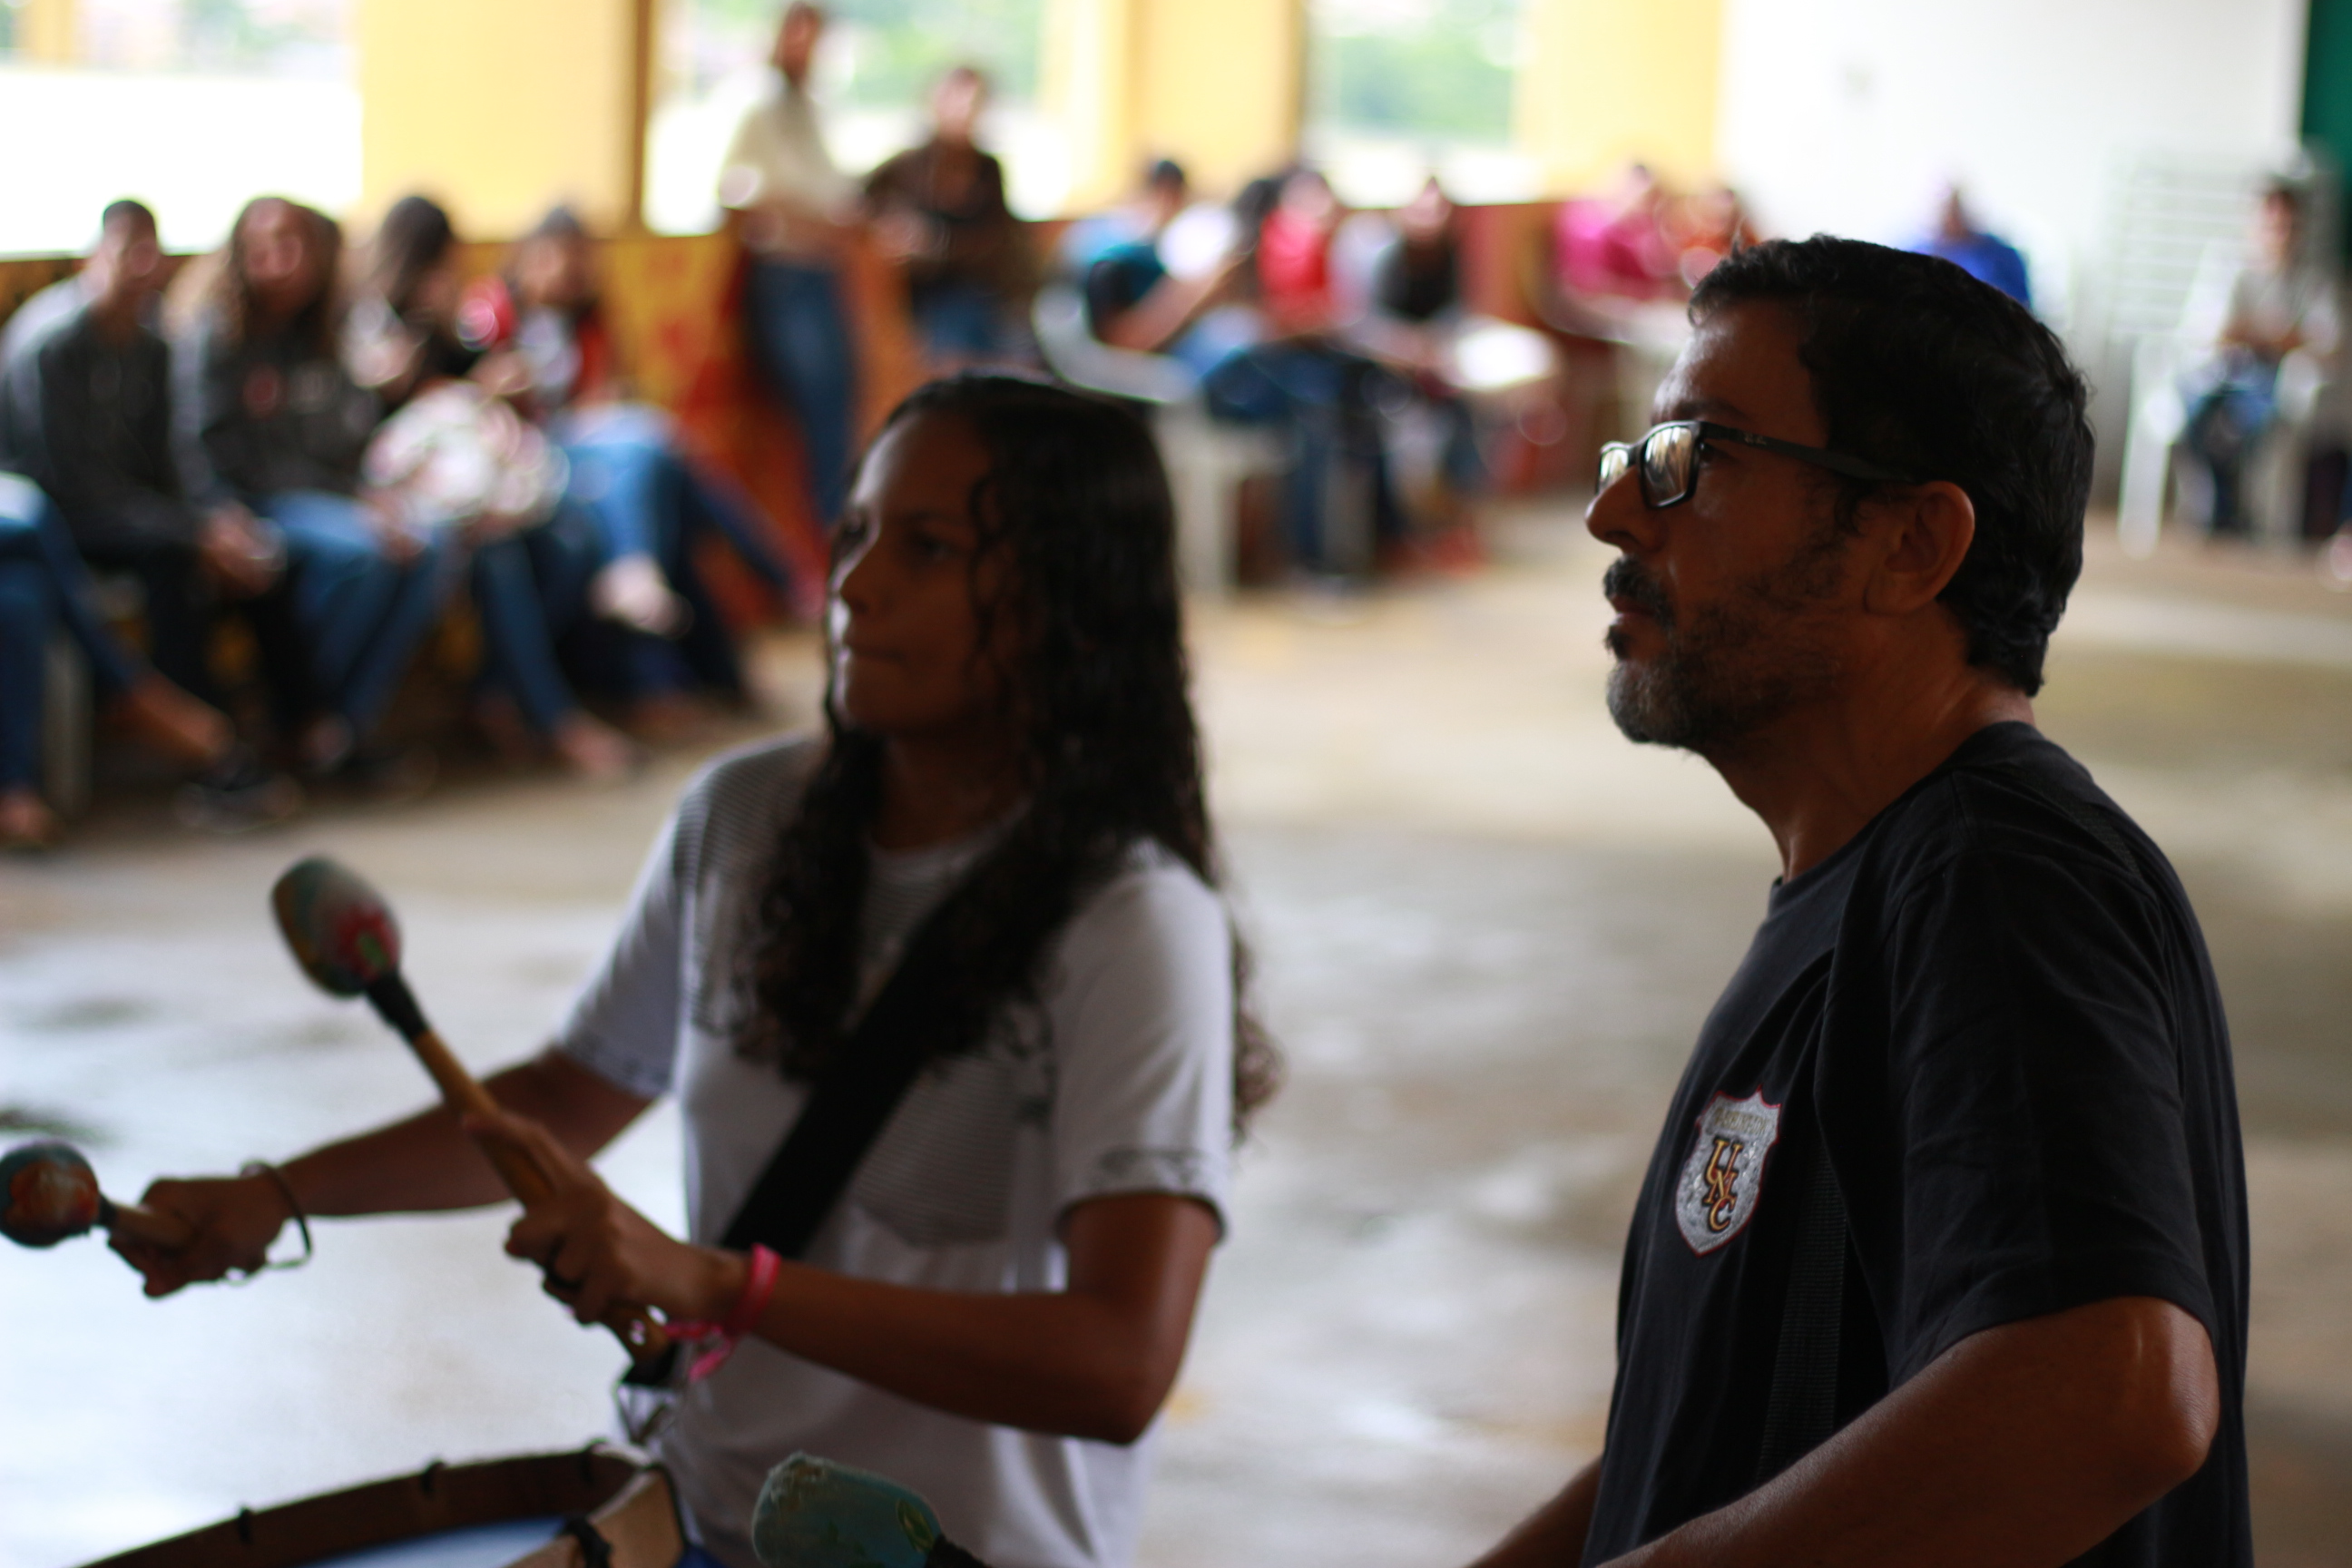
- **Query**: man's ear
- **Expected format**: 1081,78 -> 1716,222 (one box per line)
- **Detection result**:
1861,481 -> 1975,615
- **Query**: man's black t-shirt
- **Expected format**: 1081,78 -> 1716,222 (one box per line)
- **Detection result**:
1583,722 -> 2249,1566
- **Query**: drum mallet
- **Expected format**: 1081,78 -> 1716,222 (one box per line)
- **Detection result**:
1,1140 -> 194,1253
755,1455 -> 992,1568
268,855 -> 672,1374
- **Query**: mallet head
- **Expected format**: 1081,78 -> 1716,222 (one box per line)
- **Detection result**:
754,1454 -> 948,1568
272,857 -> 402,998
0,1142 -> 103,1249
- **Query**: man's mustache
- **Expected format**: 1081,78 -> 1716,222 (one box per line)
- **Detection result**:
1602,557 -> 1673,630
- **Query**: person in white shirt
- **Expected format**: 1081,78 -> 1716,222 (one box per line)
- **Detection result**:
115,374 -> 1278,1568
2178,181 -> 2342,536
718,1 -> 864,530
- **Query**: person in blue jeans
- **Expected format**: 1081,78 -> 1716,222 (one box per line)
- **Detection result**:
466,208 -> 798,717
556,425 -> 782,704
348,194 -> 640,779
744,259 -> 858,527
251,488 -> 451,761
1084,164 -> 1406,579
457,505 -> 606,752
719,2 -> 863,531
176,196 -> 449,787
1199,341 -> 1406,575
2176,181 -> 2338,537
0,475 -> 291,847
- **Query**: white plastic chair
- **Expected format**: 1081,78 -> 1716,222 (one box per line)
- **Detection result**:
2118,334 -> 2338,556
2105,155 -> 2344,554
1030,282 -> 1282,596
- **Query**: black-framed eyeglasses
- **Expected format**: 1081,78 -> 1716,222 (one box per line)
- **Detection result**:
1597,420 -> 1920,509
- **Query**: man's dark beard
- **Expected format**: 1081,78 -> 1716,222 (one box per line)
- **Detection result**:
1602,529 -> 1850,753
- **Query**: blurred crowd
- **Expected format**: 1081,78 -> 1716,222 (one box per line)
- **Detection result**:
10,0 -> 2342,853
0,188 -> 803,851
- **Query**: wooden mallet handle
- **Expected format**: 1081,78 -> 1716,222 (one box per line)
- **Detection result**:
103,1196 -> 197,1251
364,975 -> 673,1367
269,856 -> 672,1371
403,1020 -> 555,1203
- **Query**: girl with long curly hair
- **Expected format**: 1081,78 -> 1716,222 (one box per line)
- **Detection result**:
179,195 -> 449,783
118,375 -> 1277,1568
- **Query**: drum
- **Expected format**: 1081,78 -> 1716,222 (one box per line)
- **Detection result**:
78,1446 -> 685,1568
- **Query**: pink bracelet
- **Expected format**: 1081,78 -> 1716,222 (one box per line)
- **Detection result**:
670,1244 -> 782,1384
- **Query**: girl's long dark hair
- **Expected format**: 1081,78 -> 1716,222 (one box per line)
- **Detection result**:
736,374 -> 1279,1131
214,196 -> 344,353
367,193 -> 458,318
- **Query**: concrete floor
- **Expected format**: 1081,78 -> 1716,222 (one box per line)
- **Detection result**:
4,506 -> 2351,1566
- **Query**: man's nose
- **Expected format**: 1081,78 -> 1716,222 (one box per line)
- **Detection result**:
1586,466 -> 1660,554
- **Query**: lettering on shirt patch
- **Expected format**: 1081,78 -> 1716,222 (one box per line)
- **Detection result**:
1674,1091 -> 1782,1254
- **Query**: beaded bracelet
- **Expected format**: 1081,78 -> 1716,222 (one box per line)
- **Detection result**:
239,1161 -> 314,1273
666,1243 -> 783,1383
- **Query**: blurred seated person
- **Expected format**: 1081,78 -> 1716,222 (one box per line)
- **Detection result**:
866,64 -> 1025,371
1253,166 -> 1349,334
346,195 -> 638,780
0,472 -> 293,847
1093,164 -> 1406,577
1058,156 -> 1190,277
1343,177 -> 1489,518
1909,184 -> 2032,307
719,0 -> 861,532
1083,158 -> 1252,375
177,196 -> 451,789
461,205 -> 795,718
0,200 -> 300,827
1553,163 -> 1682,304
1365,177 -> 1463,327
2176,180 -> 2340,536
1670,182 -> 1762,288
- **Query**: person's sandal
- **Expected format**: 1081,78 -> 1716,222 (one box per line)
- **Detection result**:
173,744 -> 304,835
113,674 -> 234,769
551,715 -> 643,783
0,789 -> 62,853
590,554 -> 691,637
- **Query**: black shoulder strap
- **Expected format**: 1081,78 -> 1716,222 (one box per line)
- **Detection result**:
717,900 -> 970,1259
1753,1123 -> 1847,1485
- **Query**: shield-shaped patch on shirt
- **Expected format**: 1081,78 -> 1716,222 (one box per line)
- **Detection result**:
1674,1090 -> 1782,1254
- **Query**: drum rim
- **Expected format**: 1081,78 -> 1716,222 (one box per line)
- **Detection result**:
77,1445 -> 652,1568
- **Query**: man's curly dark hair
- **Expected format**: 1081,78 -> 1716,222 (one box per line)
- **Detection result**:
735,373 -> 1280,1132
1690,236 -> 2093,695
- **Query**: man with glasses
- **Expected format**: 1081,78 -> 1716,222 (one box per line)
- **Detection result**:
1472,237 -> 2247,1566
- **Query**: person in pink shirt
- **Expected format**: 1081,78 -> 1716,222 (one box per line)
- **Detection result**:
1255,168 -> 1346,332
1555,164 -> 1681,302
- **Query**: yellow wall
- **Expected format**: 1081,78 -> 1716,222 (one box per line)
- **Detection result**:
1050,0 -> 1713,209
1046,0 -> 1306,207
18,0 -> 78,63
1043,0 -> 1140,211
1136,0 -> 1305,197
352,0 -> 1709,240
356,0 -> 648,240
1516,0 -> 1721,194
